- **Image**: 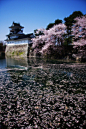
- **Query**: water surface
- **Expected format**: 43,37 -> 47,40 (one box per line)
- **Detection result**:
0,57 -> 86,128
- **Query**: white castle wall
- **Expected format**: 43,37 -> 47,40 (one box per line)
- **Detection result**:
5,43 -> 28,57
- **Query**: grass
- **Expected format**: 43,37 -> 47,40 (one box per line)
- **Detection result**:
11,51 -> 24,56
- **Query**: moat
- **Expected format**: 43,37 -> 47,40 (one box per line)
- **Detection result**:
0,57 -> 86,128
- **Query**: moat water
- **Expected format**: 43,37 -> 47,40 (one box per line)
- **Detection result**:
0,57 -> 86,128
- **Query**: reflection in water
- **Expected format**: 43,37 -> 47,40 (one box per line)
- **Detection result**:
6,57 -> 28,70
0,58 -> 6,69
0,57 -> 86,128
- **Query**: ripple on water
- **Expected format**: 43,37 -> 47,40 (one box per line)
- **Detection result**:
0,58 -> 86,128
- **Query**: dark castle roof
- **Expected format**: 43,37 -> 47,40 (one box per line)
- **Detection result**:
5,22 -> 34,41
9,22 -> 24,29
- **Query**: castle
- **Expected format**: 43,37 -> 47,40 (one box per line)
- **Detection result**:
5,22 -> 34,57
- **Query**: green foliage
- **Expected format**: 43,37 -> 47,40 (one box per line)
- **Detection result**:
34,29 -> 44,36
64,11 -> 83,26
34,29 -> 38,36
63,11 -> 83,45
34,11 -> 84,48
63,36 -> 72,46
0,43 -> 3,46
18,51 -> 24,56
11,51 -> 24,56
46,23 -> 54,30
54,19 -> 62,25
12,51 -> 14,55
46,19 -> 62,30
64,11 -> 83,35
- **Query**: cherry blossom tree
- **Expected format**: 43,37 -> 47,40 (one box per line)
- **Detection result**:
32,23 -> 66,55
72,15 -> 86,48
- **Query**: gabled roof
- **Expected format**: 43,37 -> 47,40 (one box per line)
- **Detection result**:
9,22 -> 24,29
5,33 -> 34,41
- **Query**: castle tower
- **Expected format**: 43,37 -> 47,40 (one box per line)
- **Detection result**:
5,22 -> 34,56
5,22 -> 34,45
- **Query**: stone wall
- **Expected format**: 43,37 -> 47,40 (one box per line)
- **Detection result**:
5,44 -> 28,57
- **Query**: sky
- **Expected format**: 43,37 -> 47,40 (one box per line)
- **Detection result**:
0,0 -> 86,41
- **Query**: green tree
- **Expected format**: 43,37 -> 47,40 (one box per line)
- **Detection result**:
54,19 -> 62,25
46,19 -> 62,30
64,11 -> 83,45
34,29 -> 44,36
46,23 -> 54,30
64,11 -> 83,36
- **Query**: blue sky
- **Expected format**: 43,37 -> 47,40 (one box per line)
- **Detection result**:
0,0 -> 86,41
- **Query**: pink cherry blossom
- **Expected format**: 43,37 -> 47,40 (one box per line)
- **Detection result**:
72,15 -> 86,47
32,23 -> 66,54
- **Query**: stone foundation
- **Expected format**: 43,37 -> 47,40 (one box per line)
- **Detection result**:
5,44 -> 28,57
